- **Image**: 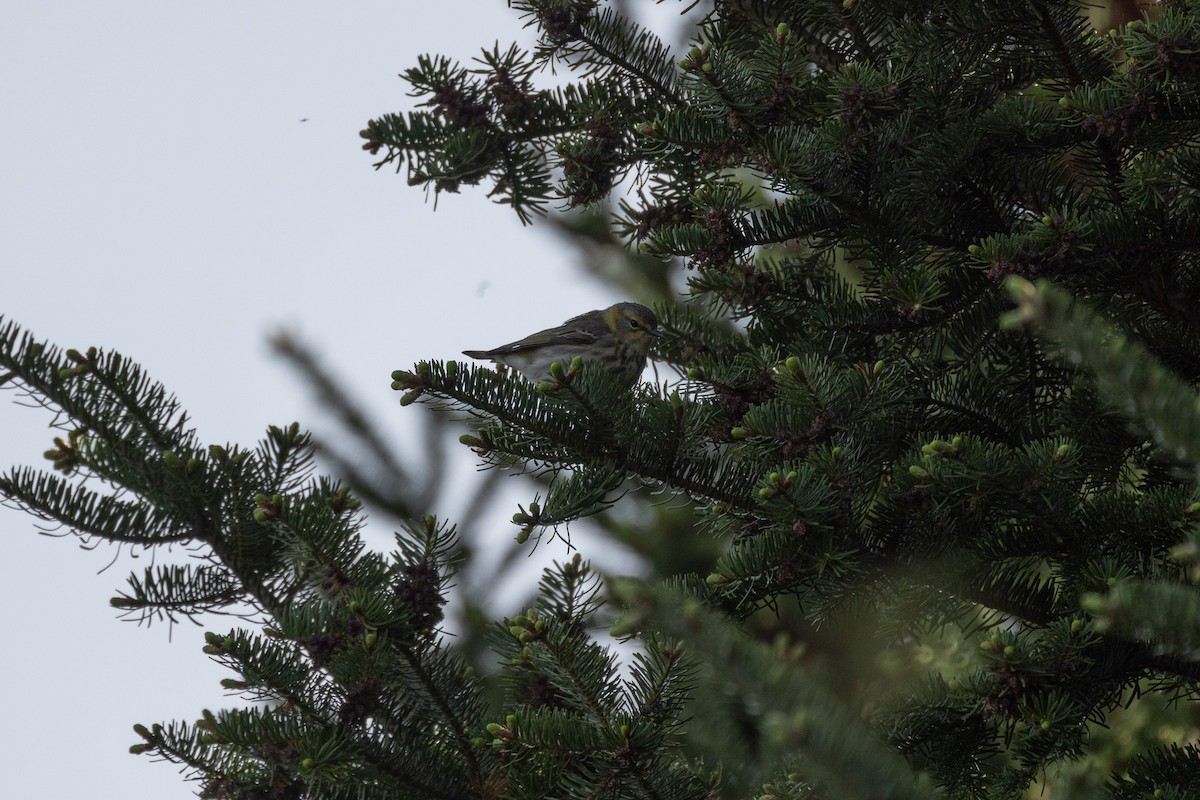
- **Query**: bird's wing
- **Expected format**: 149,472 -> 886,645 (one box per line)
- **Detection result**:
485,321 -> 602,355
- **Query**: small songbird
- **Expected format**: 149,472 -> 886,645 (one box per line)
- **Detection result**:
462,302 -> 662,387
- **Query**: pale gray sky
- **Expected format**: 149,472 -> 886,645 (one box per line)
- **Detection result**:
1,3 -> 666,796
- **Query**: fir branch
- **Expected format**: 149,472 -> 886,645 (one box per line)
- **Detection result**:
1005,278 -> 1200,471
396,360 -> 758,510
112,563 -> 243,623
386,643 -> 487,783
611,579 -> 934,800
1085,580 -> 1200,666
0,466 -> 192,545
556,4 -> 688,108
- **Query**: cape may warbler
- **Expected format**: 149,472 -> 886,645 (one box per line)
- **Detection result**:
462,302 -> 662,387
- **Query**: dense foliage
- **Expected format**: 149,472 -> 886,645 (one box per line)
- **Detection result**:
4,1 -> 1200,798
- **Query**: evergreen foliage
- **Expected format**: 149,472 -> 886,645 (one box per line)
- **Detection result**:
4,1 -> 1200,798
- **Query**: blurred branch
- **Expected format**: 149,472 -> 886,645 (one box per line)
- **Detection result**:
272,330 -> 437,523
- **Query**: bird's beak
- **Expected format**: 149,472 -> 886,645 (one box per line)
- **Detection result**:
650,329 -> 665,338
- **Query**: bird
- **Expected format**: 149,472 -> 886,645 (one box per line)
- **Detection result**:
462,302 -> 662,387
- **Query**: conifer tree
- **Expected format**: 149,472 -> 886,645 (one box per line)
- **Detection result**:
3,1 -> 1200,798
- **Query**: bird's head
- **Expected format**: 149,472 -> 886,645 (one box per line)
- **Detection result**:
606,302 -> 663,354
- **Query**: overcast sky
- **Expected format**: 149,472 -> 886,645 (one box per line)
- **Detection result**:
0,3 -> 679,796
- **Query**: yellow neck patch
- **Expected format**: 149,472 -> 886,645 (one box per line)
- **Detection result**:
603,306 -> 623,332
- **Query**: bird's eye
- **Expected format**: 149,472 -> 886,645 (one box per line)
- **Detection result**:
628,318 -> 641,329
